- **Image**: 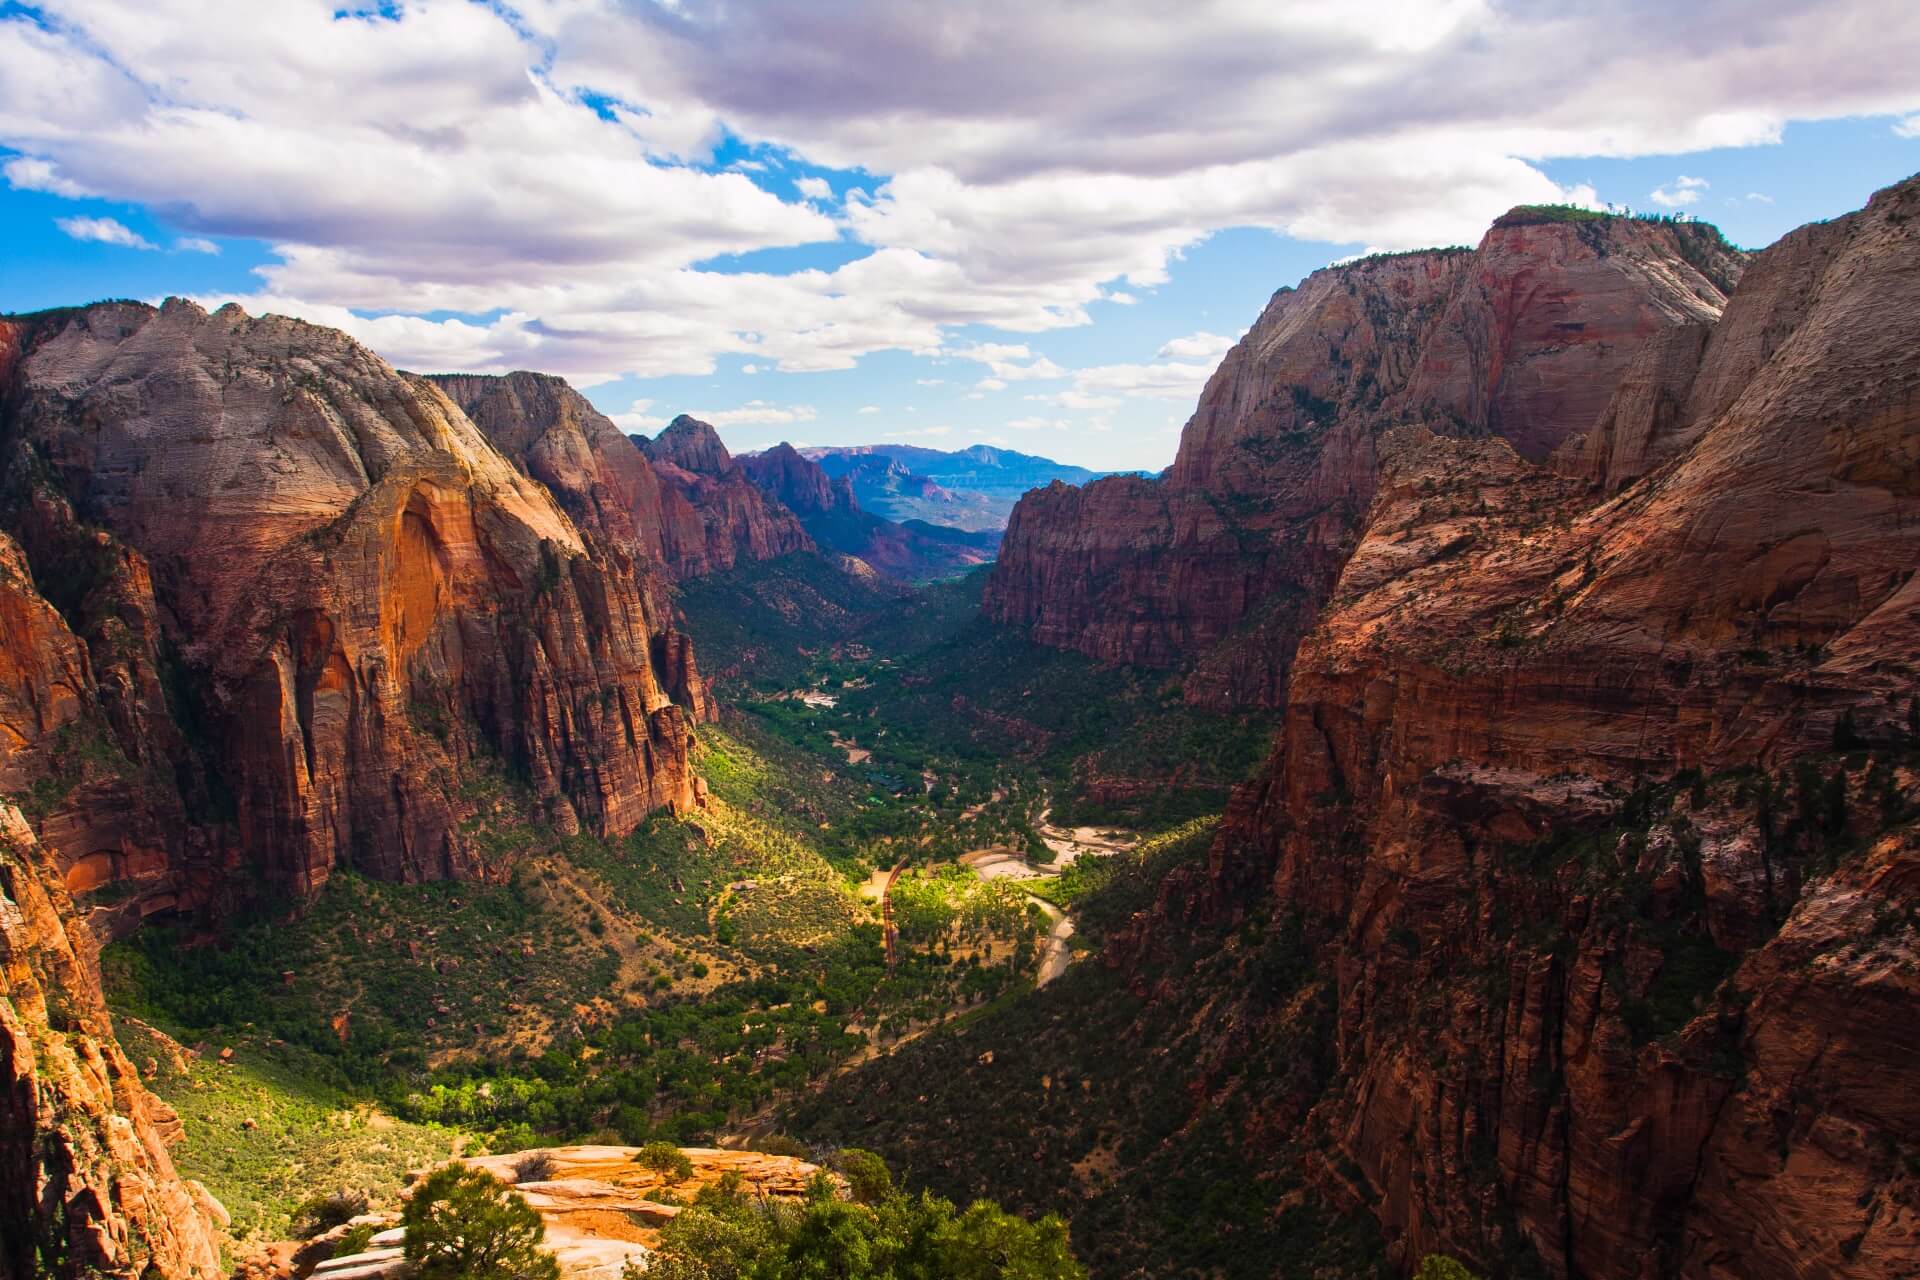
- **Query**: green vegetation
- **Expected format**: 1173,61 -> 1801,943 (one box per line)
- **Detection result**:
646,1156 -> 1084,1280
786,819 -> 1380,1280
637,1141 -> 696,1179
115,1025 -> 460,1245
402,1165 -> 559,1280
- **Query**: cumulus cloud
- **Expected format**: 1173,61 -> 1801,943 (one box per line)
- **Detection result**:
1649,174 -> 1710,207
3,0 -> 1919,390
858,404 -> 881,413
175,236 -> 219,254
1156,331 -> 1236,361
689,400 -> 818,427
946,342 -> 1066,381
1896,114 -> 1920,138
55,214 -> 153,249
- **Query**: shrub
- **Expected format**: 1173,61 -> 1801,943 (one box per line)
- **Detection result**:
402,1165 -> 559,1280
512,1151 -> 557,1184
636,1141 -> 695,1180
1415,1256 -> 1481,1280
292,1190 -> 367,1239
834,1148 -> 893,1205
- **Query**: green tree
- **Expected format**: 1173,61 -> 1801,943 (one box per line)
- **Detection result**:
402,1165 -> 560,1280
834,1148 -> 894,1205
1415,1256 -> 1481,1280
637,1141 -> 696,1180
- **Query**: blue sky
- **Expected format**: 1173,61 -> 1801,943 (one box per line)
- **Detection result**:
3,2 -> 1917,470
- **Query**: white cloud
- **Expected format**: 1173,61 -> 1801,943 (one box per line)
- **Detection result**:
689,400 -> 818,427
3,0 -> 1918,395
1005,415 -> 1071,431
55,214 -> 154,249
946,342 -> 1066,381
612,399 -> 666,431
1649,174 -> 1709,207
1744,191 -> 1774,203
1072,360 -> 1217,401
858,404 -> 881,413
5,155 -> 89,196
1156,331 -> 1235,361
175,236 -> 219,254
973,377 -> 1007,392
1895,114 -> 1920,138
1028,389 -> 1122,411
914,377 -> 944,386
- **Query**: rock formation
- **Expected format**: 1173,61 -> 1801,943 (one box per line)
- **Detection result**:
1,802 -> 224,1280
740,442 -> 998,581
1110,178 -> 1920,1276
986,212 -> 1743,708
0,301 -> 707,906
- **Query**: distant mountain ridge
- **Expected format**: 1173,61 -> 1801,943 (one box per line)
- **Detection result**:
797,443 -> 1118,529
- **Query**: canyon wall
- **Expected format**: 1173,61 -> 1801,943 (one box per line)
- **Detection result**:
0,301 -> 708,911
1116,179 -> 1920,1276
1,795 -> 223,1279
986,214 -> 1742,707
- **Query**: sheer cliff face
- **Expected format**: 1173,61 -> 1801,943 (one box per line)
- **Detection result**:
1130,179 -> 1920,1277
1,302 -> 704,904
986,215 -> 1742,707
629,414 -> 817,576
434,384 -> 812,582
1,803 -> 223,1280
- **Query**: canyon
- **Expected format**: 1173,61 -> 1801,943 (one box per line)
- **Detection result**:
1,177 -> 1916,1280
970,180 -> 1920,1276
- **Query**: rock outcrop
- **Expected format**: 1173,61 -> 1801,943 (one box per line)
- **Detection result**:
1117,177 -> 1920,1276
263,1146 -> 829,1280
623,413 -> 816,578
0,301 -> 706,904
986,213 -> 1743,707
1,803 -> 224,1280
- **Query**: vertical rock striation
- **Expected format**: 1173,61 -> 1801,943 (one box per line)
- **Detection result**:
1,301 -> 705,904
1112,178 -> 1920,1277
986,214 -> 1743,708
1,801 -> 224,1280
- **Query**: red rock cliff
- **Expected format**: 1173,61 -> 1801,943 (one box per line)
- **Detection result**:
1,301 -> 705,903
1123,177 -> 1920,1278
986,214 -> 1742,707
1,798 -> 224,1280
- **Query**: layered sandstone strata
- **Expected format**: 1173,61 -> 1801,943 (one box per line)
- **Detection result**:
986,213 -> 1743,707
1,301 -> 705,902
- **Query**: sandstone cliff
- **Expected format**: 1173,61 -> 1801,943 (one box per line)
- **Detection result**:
1117,177 -> 1920,1277
621,413 -> 816,578
986,213 -> 1743,707
1,802 -> 224,1280
0,301 -> 706,905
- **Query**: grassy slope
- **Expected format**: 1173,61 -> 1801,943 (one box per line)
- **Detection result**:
786,818 -> 1388,1280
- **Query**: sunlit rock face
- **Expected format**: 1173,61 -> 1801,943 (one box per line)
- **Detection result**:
1113,177 -> 1920,1277
987,211 -> 1743,709
2,301 -> 705,905
0,803 -> 225,1280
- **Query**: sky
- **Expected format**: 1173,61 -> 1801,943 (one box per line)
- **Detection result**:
1,2 -> 1918,472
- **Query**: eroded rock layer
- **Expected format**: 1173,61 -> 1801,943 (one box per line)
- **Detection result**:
1118,178 -> 1920,1277
986,213 -> 1743,707
1,803 -> 223,1280
0,301 -> 706,906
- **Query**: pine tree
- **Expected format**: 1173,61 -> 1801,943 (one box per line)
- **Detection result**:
402,1165 -> 559,1280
